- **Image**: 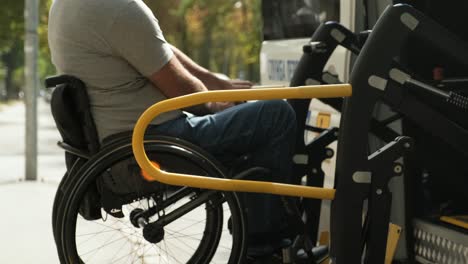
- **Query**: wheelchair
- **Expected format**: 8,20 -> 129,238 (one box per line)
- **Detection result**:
47,76 -> 249,263
47,72 -> 350,263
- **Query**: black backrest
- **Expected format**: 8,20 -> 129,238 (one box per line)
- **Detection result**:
46,75 -> 100,168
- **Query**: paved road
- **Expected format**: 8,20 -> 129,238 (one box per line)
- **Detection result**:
0,99 -> 64,183
0,99 -> 63,263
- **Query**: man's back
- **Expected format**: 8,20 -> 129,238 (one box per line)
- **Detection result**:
48,0 -> 182,140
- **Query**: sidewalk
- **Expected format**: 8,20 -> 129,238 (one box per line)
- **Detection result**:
0,99 -> 63,264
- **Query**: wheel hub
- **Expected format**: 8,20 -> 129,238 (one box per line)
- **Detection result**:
130,208 -> 165,244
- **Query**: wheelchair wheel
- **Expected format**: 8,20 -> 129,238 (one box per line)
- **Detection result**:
53,158 -> 87,264
52,174 -> 66,262
58,138 -> 247,264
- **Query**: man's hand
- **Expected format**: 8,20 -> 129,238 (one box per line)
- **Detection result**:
229,79 -> 254,89
169,46 -> 253,113
203,75 -> 253,112
218,79 -> 253,91
204,74 -> 253,91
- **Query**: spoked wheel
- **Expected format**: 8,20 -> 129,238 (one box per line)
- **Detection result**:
58,139 -> 247,264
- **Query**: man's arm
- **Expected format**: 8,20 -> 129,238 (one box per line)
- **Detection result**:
106,1 -> 244,114
149,56 -> 234,115
170,45 -> 212,82
171,45 -> 253,91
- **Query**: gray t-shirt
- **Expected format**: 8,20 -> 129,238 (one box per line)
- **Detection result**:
48,0 -> 183,140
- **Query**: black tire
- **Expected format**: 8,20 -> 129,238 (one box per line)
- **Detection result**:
58,137 -> 247,264
52,175 -> 66,263
53,158 -> 87,264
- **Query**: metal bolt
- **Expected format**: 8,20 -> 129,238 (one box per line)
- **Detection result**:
334,131 -> 339,137
312,168 -> 318,174
394,164 -> 403,174
376,189 -> 383,195
326,149 -> 334,157
404,142 -> 411,149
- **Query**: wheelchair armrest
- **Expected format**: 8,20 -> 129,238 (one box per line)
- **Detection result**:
57,141 -> 91,159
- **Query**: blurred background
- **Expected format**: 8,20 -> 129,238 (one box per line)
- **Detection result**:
0,0 -> 263,103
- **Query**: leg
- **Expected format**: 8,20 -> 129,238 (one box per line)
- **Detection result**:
149,100 -> 296,181
149,100 -> 297,254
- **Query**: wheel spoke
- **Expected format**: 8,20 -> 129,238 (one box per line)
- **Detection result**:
61,148 -> 244,263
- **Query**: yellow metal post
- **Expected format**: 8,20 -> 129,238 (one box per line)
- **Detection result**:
385,223 -> 402,264
132,84 -> 352,199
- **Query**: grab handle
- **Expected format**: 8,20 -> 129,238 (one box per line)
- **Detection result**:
132,84 -> 352,200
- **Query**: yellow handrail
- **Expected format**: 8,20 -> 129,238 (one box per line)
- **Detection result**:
132,84 -> 352,200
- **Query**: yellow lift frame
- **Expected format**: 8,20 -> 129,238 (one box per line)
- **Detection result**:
132,84 -> 351,200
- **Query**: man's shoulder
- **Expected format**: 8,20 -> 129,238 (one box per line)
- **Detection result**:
90,0 -> 154,23
74,0 -> 135,7
93,0 -> 137,10
50,0 -> 144,35
53,0 -> 137,17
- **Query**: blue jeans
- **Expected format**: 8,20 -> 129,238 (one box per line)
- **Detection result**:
148,100 -> 297,253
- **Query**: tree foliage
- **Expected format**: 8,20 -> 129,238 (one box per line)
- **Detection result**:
144,0 -> 262,81
0,0 -> 24,52
0,0 -> 52,100
0,0 -> 263,101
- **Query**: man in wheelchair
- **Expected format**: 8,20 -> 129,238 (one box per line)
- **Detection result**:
48,0 -> 297,262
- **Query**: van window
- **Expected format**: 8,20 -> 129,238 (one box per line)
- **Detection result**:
262,0 -> 340,40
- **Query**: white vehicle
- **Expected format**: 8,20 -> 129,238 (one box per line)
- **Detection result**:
259,0 -> 392,131
260,0 -> 360,143
260,0 -> 354,86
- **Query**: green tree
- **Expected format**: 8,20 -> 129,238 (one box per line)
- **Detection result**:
145,0 -> 262,81
0,0 -> 262,102
38,0 -> 55,81
0,0 -> 25,100
0,0 -> 52,101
